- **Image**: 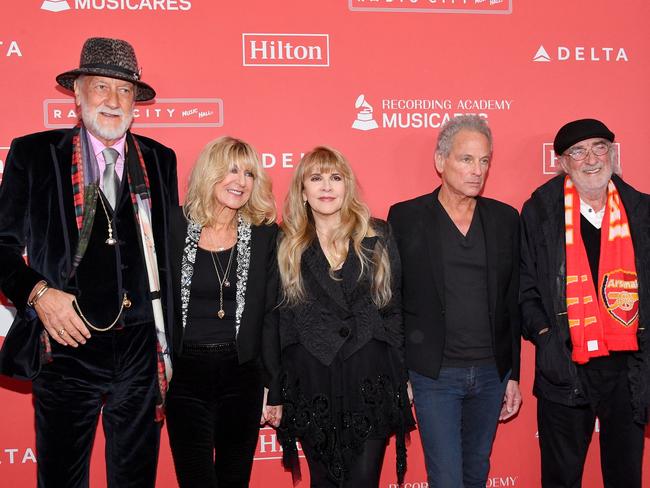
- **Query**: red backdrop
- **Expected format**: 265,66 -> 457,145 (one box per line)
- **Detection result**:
1,1 -> 649,486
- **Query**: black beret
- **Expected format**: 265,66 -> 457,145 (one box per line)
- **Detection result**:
553,119 -> 615,155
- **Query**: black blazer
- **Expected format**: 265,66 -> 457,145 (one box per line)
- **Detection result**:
277,219 -> 405,369
168,207 -> 281,401
388,188 -> 521,381
0,128 -> 178,378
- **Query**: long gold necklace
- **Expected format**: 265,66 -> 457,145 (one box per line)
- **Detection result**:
210,246 -> 235,319
98,192 -> 117,245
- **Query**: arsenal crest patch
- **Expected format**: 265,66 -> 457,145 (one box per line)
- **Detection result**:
601,269 -> 639,327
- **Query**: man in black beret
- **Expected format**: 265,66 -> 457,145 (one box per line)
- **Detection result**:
520,118 -> 649,487
0,38 -> 178,487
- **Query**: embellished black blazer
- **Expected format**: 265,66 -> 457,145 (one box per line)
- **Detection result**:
277,219 -> 405,368
168,206 -> 281,402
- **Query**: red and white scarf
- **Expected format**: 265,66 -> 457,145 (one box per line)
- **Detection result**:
564,176 -> 639,364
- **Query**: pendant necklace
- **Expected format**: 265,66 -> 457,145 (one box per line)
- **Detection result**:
98,193 -> 117,245
210,246 -> 235,319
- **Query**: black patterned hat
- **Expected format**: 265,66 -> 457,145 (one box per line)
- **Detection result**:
56,37 -> 155,102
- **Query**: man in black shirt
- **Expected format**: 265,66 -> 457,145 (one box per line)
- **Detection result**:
520,118 -> 650,487
388,115 -> 521,488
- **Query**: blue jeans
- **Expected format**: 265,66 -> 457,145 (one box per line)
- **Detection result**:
410,366 -> 509,488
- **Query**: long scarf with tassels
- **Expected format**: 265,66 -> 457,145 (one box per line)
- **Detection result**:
564,175 -> 639,364
67,123 -> 171,420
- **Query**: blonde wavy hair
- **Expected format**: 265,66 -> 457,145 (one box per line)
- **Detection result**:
278,146 -> 392,308
183,136 -> 276,226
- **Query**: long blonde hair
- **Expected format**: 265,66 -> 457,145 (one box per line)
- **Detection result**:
278,146 -> 392,307
184,136 -> 276,226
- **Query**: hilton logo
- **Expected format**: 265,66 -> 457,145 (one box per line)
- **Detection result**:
242,33 -> 329,67
254,427 -> 304,460
542,143 -> 620,175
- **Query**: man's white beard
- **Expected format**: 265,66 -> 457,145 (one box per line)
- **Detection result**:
80,103 -> 134,142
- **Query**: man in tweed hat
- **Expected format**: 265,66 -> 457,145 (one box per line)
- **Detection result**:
520,118 -> 650,486
0,37 -> 178,487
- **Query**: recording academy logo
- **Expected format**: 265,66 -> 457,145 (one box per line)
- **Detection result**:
486,476 -> 519,487
40,0 -> 192,12
348,0 -> 512,14
533,44 -> 629,62
41,0 -> 70,11
542,143 -> 621,175
351,94 -> 379,131
242,34 -> 330,67
43,98 -> 224,128
351,94 -> 513,131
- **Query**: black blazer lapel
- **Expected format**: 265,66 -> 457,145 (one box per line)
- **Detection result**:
421,190 -> 445,309
52,131 -> 77,281
477,198 -> 498,327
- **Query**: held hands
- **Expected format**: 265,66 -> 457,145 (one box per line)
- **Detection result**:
260,387 -> 283,428
499,379 -> 522,421
406,380 -> 414,406
31,285 -> 91,347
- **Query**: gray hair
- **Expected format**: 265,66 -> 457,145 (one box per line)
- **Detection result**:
435,115 -> 492,158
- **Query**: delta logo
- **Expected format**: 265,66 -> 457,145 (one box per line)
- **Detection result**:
348,0 -> 512,14
533,45 -> 629,63
242,34 -> 330,67
0,40 -> 22,57
43,98 -> 224,128
542,142 -> 621,175
40,0 -> 192,12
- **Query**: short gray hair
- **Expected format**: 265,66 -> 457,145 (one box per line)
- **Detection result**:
435,115 -> 492,158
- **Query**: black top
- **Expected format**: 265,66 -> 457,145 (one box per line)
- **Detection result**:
184,247 -> 237,344
436,202 -> 493,366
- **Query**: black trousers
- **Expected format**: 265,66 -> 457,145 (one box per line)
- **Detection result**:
303,438 -> 387,488
32,324 -> 160,488
537,367 -> 645,488
166,345 -> 264,488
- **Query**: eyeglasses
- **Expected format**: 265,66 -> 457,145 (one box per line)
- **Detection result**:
564,142 -> 611,161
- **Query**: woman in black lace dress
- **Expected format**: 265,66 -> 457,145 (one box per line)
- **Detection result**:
275,146 -> 414,487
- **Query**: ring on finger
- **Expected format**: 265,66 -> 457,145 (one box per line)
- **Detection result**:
58,328 -> 66,337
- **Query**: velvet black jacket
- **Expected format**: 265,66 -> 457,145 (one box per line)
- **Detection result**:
168,207 -> 282,403
520,174 -> 650,423
276,219 -> 405,369
388,188 -> 521,382
0,129 -> 178,378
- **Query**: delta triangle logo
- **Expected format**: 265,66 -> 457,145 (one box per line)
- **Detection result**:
533,45 -> 551,62
41,0 -> 71,12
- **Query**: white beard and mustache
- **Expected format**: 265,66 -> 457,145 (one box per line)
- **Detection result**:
80,100 -> 134,142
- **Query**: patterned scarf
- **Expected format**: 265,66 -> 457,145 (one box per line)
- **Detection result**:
564,176 -> 639,364
68,122 -> 170,420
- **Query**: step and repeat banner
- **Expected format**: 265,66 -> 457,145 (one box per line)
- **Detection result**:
1,1 -> 649,487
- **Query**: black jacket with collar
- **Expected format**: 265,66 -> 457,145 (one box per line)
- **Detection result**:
0,128 -> 178,378
388,188 -> 521,382
168,207 -> 282,402
520,174 -> 650,423
277,219 -> 405,370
